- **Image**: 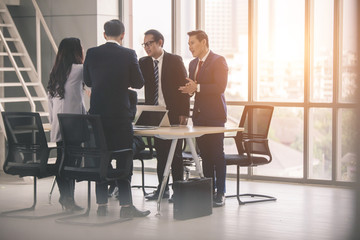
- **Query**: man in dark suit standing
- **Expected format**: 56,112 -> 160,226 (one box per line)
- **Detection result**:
179,30 -> 228,207
139,29 -> 190,201
83,19 -> 150,218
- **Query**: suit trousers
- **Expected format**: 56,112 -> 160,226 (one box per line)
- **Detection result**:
95,117 -> 133,206
154,138 -> 183,191
196,132 -> 226,194
55,141 -> 75,201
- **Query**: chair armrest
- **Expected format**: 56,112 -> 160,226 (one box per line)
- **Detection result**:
243,138 -> 272,162
111,148 -> 133,154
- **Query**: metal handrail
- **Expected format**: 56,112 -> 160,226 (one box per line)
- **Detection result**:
31,0 -> 58,53
31,0 -> 58,85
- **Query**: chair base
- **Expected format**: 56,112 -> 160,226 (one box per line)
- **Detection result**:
48,176 -> 57,204
0,177 -> 69,219
56,181 -> 131,226
226,193 -> 277,205
132,159 -> 157,196
131,185 -> 157,196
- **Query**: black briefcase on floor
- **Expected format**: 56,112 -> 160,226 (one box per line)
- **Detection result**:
173,178 -> 213,220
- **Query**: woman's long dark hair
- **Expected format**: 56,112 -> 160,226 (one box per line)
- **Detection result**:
48,37 -> 83,99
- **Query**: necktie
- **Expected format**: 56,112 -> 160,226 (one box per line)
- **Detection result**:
195,61 -> 203,81
153,60 -> 159,105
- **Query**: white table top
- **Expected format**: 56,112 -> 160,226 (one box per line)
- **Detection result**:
134,125 -> 243,139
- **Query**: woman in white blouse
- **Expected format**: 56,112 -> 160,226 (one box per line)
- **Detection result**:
47,37 -> 85,211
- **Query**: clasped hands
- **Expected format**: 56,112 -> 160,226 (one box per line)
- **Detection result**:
178,77 -> 197,95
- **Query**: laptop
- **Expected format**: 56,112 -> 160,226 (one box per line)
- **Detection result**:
133,110 -> 170,130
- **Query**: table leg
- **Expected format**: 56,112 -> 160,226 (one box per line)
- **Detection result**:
186,138 -> 204,178
156,138 -> 178,216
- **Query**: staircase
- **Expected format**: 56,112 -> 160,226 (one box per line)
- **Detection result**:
0,1 -> 49,120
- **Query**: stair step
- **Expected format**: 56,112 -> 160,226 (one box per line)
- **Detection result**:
0,97 -> 30,103
39,112 -> 49,117
0,24 -> 13,27
32,97 -> 47,101
0,67 -> 32,71
1,38 -> 19,42
0,82 -> 41,87
0,52 -> 24,56
0,97 -> 47,103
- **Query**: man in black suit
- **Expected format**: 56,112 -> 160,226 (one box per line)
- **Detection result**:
139,29 -> 190,201
83,19 -> 150,218
179,30 -> 228,207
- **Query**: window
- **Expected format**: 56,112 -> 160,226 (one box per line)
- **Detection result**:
178,0 -> 196,71
311,0 -> 334,102
338,108 -> 357,181
309,108 -> 332,180
254,107 -> 304,178
123,0 -> 358,185
132,0 -> 171,99
256,0 -> 304,102
204,0 -> 248,102
340,0 -> 358,103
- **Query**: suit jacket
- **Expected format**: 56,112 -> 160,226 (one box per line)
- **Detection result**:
189,51 -> 228,126
139,51 -> 189,124
83,42 -> 144,119
48,64 -> 86,142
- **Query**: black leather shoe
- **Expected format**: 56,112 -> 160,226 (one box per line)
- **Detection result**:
59,197 -> 84,212
97,205 -> 108,217
213,193 -> 225,208
145,190 -> 170,201
120,205 -> 151,218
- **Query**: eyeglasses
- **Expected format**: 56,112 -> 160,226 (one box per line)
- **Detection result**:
141,40 -> 155,48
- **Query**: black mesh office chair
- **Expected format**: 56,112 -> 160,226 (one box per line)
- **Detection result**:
225,105 -> 277,205
55,114 -> 133,226
132,136 -> 157,195
0,112 -> 64,218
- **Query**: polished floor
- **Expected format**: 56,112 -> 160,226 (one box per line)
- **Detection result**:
0,170 -> 356,240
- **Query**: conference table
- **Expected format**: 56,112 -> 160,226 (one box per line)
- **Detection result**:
134,125 -> 244,215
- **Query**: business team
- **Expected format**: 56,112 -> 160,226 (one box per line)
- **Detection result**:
49,19 -> 228,217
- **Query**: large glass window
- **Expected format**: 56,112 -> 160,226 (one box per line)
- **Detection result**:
132,0 -> 171,99
257,0 -> 305,102
311,0 -> 334,102
253,107 -> 304,178
132,0 -> 171,58
309,108 -> 332,180
338,108 -> 357,182
125,0 -> 358,185
340,0 -> 358,103
178,0 -> 196,70
204,0 -> 248,101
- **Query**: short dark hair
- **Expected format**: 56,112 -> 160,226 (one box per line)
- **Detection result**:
187,30 -> 209,48
104,19 -> 125,37
144,29 -> 164,47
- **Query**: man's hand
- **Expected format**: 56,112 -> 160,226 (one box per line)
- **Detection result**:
178,78 -> 197,94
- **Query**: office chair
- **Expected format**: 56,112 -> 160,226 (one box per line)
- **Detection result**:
225,105 -> 277,205
55,114 -> 133,226
0,112 -> 65,218
132,136 -> 158,195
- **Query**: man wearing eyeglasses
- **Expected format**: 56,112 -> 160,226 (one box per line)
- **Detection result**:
139,29 -> 190,202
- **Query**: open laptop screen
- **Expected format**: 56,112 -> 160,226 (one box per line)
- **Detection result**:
135,110 -> 166,127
